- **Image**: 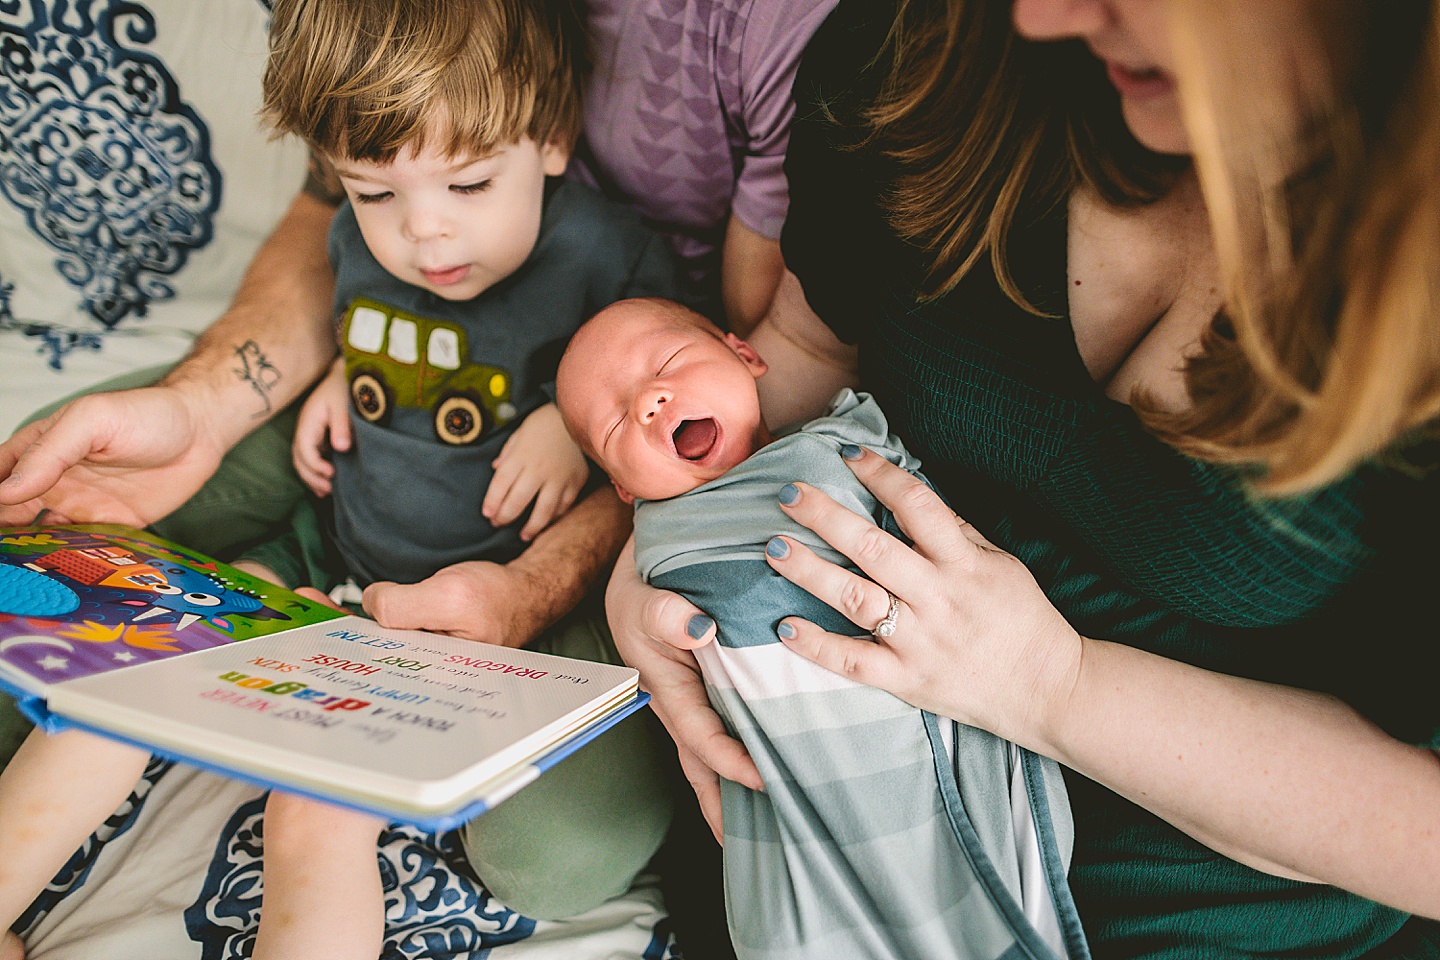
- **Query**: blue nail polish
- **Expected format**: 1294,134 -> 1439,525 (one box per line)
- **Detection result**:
776,622 -> 797,640
840,444 -> 863,461
778,482 -> 800,505
686,615 -> 715,640
766,537 -> 790,559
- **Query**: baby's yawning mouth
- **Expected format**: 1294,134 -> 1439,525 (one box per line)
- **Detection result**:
673,418 -> 718,461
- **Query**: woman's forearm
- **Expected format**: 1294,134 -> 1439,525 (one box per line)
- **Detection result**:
763,446 -> 1440,918
1037,636 -> 1440,916
748,271 -> 859,431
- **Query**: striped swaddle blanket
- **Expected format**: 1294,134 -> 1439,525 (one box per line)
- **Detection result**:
634,391 -> 1088,960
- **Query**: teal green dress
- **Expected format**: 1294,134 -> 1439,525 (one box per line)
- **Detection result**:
781,3 -> 1440,957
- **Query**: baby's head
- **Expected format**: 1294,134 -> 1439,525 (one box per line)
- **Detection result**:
556,299 -> 771,504
262,0 -> 584,300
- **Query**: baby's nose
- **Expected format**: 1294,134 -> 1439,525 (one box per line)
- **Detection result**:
637,387 -> 670,423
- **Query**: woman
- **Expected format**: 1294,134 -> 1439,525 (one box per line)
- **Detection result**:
608,0 -> 1440,956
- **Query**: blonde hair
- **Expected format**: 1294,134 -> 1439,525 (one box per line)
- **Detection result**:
262,0 -> 585,162
1153,0 -> 1440,493
869,0 -> 1440,493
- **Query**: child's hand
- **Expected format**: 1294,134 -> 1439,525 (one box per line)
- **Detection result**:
483,403 -> 587,541
292,359 -> 351,498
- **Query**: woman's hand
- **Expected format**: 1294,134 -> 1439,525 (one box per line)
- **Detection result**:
606,537 -> 764,841
764,446 -> 1084,748
766,449 -> 1440,912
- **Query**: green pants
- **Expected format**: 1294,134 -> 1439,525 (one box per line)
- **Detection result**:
462,609 -> 673,919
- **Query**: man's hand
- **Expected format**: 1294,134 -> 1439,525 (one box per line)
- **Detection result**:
0,387 -> 223,527
482,403 -> 588,542
363,559 -> 547,648
364,485 -> 633,650
292,360 -> 352,498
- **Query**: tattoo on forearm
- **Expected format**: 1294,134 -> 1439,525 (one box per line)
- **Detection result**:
233,340 -> 282,418
302,150 -> 345,207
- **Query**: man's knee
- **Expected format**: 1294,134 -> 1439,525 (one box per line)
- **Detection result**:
459,713 -> 674,919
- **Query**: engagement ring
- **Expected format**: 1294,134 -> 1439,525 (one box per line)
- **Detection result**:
873,592 -> 900,639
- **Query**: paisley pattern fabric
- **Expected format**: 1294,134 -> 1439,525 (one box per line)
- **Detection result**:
182,797 -> 540,960
0,0 -> 308,438
0,0 -> 222,329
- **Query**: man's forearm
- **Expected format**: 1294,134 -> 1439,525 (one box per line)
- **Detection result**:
163,189 -> 339,452
507,485 -> 634,642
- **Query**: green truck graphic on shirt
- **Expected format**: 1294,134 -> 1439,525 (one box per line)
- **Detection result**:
340,297 -> 516,445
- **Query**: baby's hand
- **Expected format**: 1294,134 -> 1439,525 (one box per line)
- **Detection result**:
483,403 -> 587,541
292,359 -> 351,498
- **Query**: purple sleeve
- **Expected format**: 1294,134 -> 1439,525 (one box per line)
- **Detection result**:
729,0 -> 838,240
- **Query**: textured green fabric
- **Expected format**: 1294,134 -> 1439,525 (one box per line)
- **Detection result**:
782,3 -> 1440,957
0,694 -> 30,771
459,608 -> 674,920
238,499 -> 350,596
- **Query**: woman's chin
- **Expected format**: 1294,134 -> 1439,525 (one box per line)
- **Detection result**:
1121,99 -> 1192,156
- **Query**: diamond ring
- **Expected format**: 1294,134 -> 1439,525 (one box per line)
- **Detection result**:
872,592 -> 900,639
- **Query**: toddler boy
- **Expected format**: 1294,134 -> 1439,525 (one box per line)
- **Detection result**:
250,0 -> 681,946
0,3 -> 677,959
556,299 -> 1084,960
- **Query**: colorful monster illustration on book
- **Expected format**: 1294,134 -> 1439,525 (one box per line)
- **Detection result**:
0,528 -> 322,686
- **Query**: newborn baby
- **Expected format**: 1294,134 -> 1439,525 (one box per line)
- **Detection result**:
556,298 -> 1084,960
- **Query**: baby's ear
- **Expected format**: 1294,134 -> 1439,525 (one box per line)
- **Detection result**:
723,333 -> 768,379
611,479 -> 636,506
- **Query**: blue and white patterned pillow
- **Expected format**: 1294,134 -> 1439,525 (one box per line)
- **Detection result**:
0,0 -> 308,436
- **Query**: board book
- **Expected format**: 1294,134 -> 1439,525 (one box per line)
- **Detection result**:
0,524 -> 646,829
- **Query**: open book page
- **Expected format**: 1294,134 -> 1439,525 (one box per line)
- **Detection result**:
47,617 -> 640,824
0,526 -> 344,695
0,524 -> 645,826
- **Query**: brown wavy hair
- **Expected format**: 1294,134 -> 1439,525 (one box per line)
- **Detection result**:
869,0 -> 1440,493
864,0 -> 1184,310
262,0 -> 586,163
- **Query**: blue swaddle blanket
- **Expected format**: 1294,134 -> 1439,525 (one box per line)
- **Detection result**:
634,391 -> 1089,960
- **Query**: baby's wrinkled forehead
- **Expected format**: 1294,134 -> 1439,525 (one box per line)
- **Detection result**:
559,305 -> 681,448
563,302 -> 706,378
